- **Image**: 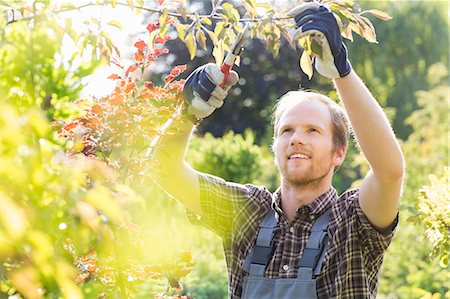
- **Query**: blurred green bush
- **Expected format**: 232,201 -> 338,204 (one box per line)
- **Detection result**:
187,130 -> 279,191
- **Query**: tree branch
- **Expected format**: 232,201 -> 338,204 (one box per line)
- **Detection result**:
4,1 -> 291,26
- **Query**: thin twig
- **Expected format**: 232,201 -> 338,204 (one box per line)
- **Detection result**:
4,1 -> 292,26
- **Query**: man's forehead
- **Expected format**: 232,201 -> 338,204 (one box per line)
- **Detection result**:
279,100 -> 332,126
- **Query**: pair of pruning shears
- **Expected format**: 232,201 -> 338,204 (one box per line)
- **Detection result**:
219,23 -> 250,88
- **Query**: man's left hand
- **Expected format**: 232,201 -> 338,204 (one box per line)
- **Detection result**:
287,2 -> 352,79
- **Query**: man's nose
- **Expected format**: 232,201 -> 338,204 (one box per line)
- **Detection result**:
290,130 -> 305,146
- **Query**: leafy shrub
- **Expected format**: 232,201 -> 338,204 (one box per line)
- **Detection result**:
187,130 -> 279,191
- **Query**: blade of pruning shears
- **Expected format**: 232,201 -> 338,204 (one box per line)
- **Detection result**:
219,23 -> 250,88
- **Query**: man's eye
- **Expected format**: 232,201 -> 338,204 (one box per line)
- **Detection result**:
307,128 -> 319,133
282,128 -> 292,133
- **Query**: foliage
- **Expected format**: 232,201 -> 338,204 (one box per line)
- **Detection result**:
180,251 -> 228,299
412,168 -> 450,268
49,23 -> 193,299
0,1 -> 107,120
187,130 -> 279,190
347,0 -> 449,139
2,0 -> 445,298
56,28 -> 187,183
378,63 -> 449,299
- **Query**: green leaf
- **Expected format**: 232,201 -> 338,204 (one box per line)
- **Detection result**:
185,31 -> 197,60
107,20 -> 123,30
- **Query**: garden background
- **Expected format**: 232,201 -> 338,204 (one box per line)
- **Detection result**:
0,0 -> 448,298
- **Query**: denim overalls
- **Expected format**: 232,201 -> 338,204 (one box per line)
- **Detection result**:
241,208 -> 331,299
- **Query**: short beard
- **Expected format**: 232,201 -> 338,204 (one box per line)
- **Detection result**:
275,151 -> 336,189
283,167 -> 332,189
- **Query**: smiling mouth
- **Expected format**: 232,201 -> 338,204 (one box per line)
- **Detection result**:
288,153 -> 311,160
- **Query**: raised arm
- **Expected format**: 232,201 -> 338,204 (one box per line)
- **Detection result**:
151,64 -> 238,216
288,3 -> 404,231
334,72 -> 404,231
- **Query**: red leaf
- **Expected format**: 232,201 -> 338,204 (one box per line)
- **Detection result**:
125,82 -> 135,93
155,35 -> 171,44
144,82 -> 154,89
166,16 -> 174,25
63,122 -> 79,131
146,22 -> 159,33
135,52 -> 144,61
165,65 -> 186,84
91,104 -> 103,114
125,65 -> 137,77
154,48 -> 169,56
111,58 -> 124,69
134,40 -> 147,51
157,0 -> 165,5
169,65 -> 186,77
107,73 -> 121,80
165,75 -> 174,83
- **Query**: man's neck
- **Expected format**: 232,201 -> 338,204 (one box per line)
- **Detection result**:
280,179 -> 332,222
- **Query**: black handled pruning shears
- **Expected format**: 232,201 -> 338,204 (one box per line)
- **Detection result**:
219,23 -> 250,88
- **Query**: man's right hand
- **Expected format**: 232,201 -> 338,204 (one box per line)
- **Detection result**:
183,63 -> 239,121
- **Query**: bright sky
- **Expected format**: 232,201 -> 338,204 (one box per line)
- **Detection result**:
53,1 -> 151,98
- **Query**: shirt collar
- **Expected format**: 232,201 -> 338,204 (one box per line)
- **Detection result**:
272,187 -> 338,221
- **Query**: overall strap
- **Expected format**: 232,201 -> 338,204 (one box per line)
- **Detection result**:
297,209 -> 331,280
243,209 -> 277,277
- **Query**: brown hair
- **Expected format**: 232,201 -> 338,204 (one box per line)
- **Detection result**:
272,90 -> 351,152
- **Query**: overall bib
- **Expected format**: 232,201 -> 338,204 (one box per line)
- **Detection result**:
241,209 -> 331,299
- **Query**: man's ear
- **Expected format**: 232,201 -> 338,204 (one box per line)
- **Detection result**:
334,146 -> 346,167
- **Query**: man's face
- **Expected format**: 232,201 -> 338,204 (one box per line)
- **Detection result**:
274,101 -> 344,187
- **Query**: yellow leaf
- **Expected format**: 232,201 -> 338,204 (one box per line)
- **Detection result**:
348,21 -> 363,37
300,51 -> 313,80
107,20 -> 123,30
214,21 -> 225,38
196,30 -> 207,50
176,23 -> 186,41
205,28 -> 219,48
363,9 -> 393,21
342,24 -> 354,41
127,0 -> 134,9
356,17 -> 377,43
298,36 -> 313,55
159,8 -> 168,25
185,31 -> 197,60
148,30 -> 159,52
201,17 -> 212,26
213,40 -> 224,66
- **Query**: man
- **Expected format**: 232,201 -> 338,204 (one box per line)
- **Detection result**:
152,3 -> 404,298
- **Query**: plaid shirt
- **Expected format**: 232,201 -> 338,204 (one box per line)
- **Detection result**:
187,172 -> 398,299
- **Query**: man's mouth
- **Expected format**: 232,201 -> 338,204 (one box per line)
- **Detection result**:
288,153 -> 311,160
